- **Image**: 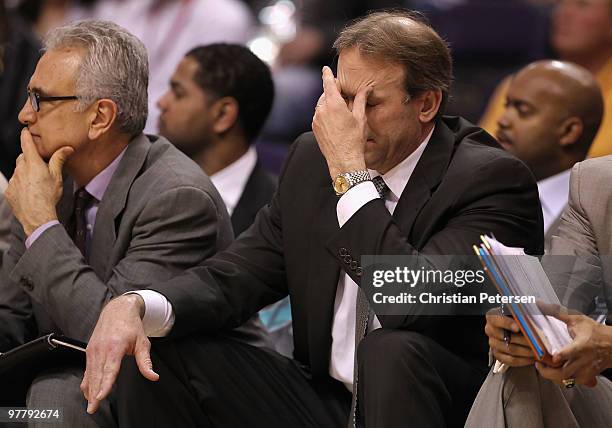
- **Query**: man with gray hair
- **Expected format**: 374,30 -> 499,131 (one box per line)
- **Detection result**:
0,19 -> 254,426
82,10 -> 542,427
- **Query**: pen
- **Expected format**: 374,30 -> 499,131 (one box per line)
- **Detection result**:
495,304 -> 511,374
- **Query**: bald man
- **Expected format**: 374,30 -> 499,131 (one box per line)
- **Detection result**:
496,60 -> 604,252
480,0 -> 612,158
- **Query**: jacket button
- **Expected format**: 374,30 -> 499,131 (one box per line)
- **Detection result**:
339,247 -> 348,257
21,277 -> 34,291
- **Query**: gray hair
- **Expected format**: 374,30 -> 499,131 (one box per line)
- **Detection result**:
44,20 -> 149,137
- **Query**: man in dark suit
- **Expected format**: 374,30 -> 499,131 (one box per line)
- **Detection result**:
156,43 -> 276,238
0,20 -> 263,426
82,10 -> 543,427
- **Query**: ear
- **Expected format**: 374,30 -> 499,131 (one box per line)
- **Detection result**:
558,117 -> 583,148
211,97 -> 239,135
87,99 -> 118,140
417,89 -> 442,123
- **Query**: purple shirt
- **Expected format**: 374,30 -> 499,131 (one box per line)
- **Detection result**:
25,148 -> 128,249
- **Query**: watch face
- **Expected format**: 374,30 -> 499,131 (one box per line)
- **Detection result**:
334,175 -> 350,194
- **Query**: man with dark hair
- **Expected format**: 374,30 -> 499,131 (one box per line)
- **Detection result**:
157,43 -> 276,237
82,10 -> 543,427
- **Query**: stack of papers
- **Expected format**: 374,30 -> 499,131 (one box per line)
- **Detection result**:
474,235 -> 572,362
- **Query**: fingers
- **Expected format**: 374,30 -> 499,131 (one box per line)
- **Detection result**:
135,337 -> 159,382
489,337 -> 533,358
20,128 -> 42,164
484,322 -> 527,345
535,362 -> 565,383
48,146 -> 74,181
352,86 -> 372,122
315,93 -> 325,110
80,371 -> 89,401
83,350 -> 104,414
322,66 -> 342,102
553,340 -> 584,365
485,312 -> 520,333
492,348 -> 535,367
537,301 -> 581,322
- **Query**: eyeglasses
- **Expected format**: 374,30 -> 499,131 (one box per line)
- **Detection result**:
28,90 -> 78,112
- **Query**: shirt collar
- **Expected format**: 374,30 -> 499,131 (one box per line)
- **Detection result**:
369,126 -> 435,200
537,168 -> 571,219
210,146 -> 258,216
75,146 -> 128,202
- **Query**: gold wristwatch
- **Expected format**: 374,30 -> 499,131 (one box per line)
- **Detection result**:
332,170 -> 371,196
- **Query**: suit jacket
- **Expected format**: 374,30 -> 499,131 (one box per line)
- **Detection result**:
0,134 -> 235,351
151,116 -> 544,377
231,161 -> 276,237
544,156 -> 612,314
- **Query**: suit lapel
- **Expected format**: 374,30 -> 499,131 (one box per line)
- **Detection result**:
393,120 -> 455,243
88,135 -> 151,278
231,162 -> 269,235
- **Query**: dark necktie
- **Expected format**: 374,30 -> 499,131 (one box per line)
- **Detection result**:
72,188 -> 94,258
372,175 -> 390,199
350,176 -> 389,426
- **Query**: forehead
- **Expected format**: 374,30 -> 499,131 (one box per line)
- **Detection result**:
30,48 -> 84,93
172,57 -> 209,94
507,71 -> 566,105
337,48 -> 405,96
174,56 -> 201,82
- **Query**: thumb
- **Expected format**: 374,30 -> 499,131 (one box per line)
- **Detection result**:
135,338 -> 159,382
49,146 -> 74,180
537,301 -> 572,323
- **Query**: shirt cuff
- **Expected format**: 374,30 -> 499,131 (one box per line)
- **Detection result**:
124,290 -> 175,337
25,220 -> 60,249
336,181 -> 379,227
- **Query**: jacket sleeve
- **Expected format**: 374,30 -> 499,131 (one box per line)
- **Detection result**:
149,140 -> 304,339
3,186 -> 226,343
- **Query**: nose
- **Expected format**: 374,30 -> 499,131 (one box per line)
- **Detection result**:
157,91 -> 170,111
18,97 -> 36,126
497,108 -> 512,131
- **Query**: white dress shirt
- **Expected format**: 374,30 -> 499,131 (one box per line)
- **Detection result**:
330,129 -> 432,390
210,146 -> 258,216
132,128 -> 434,372
537,169 -> 571,233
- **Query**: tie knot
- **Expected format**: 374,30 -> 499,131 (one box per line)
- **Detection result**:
74,188 -> 94,212
372,176 -> 389,199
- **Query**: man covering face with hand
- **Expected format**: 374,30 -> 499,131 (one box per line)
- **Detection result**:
82,11 -> 543,428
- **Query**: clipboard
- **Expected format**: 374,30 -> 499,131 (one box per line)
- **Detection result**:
0,334 -> 86,406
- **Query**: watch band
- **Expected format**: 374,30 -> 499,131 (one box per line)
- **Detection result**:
333,170 -> 371,196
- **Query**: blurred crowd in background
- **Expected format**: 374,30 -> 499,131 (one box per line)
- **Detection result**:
1,0 -> 611,179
